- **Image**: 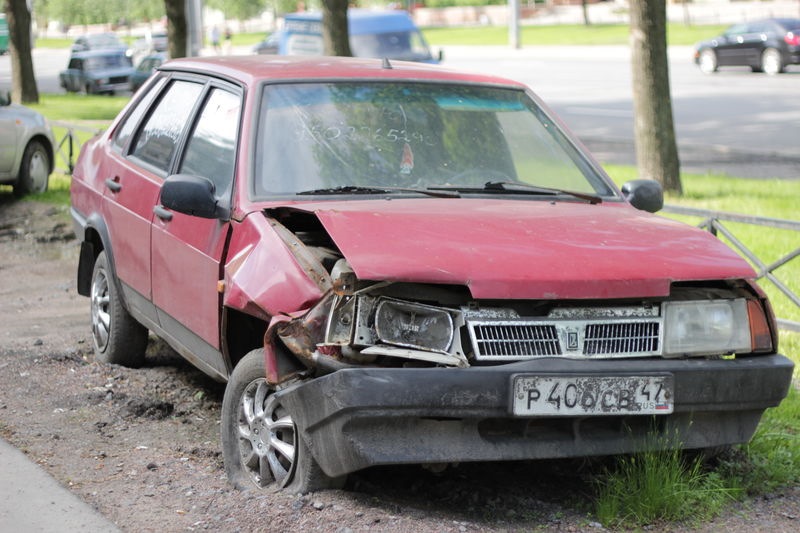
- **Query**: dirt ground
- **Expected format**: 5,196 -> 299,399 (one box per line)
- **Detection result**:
0,196 -> 797,533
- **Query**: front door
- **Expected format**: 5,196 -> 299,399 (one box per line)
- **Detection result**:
150,85 -> 242,378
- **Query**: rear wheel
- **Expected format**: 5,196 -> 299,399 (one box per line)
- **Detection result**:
221,349 -> 345,493
761,48 -> 784,75
12,140 -> 50,197
698,49 -> 718,74
90,251 -> 148,367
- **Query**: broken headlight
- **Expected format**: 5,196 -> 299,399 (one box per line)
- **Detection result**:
374,298 -> 454,352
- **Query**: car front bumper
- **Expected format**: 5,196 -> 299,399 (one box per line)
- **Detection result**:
276,354 -> 794,477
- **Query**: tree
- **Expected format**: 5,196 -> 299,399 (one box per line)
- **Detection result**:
629,0 -> 682,195
5,0 -> 38,104
321,0 -> 351,57
164,0 -> 187,58
581,0 -> 590,26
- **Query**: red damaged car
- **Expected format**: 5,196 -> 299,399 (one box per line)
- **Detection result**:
70,56 -> 793,492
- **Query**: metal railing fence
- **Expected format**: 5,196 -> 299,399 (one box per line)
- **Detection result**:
662,204 -> 800,332
50,120 -> 103,174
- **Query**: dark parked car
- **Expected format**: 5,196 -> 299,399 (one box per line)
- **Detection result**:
129,52 -> 167,92
694,18 -> 800,75
70,56 -> 793,493
59,49 -> 135,94
0,91 -> 54,196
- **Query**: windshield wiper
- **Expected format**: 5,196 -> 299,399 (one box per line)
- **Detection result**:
430,181 -> 602,204
297,185 -> 459,198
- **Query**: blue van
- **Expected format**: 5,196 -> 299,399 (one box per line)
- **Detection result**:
254,10 -> 439,63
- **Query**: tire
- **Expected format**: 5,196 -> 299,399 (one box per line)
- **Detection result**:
12,140 -> 50,197
90,251 -> 148,367
698,49 -> 717,74
221,349 -> 345,493
761,48 -> 784,75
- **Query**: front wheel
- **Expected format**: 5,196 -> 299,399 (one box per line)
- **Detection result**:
698,49 -> 718,74
12,140 -> 50,197
221,349 -> 345,493
90,251 -> 148,367
761,48 -> 784,75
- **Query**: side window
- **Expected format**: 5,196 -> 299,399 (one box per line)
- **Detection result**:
725,24 -> 747,37
130,80 -> 203,173
178,88 -> 241,199
114,77 -> 166,150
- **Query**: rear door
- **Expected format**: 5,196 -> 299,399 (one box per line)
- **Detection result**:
739,21 -> 772,66
102,77 -> 202,322
715,23 -> 748,66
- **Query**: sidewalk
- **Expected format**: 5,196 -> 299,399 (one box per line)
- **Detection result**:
0,438 -> 119,532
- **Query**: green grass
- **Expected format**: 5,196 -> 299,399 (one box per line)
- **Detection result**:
35,36 -> 74,49
27,93 -> 129,121
594,446 -> 734,527
422,22 -> 728,47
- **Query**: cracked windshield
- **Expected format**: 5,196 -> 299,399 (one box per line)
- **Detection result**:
254,82 -> 614,198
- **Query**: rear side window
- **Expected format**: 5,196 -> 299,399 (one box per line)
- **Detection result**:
114,77 -> 166,150
130,80 -> 203,173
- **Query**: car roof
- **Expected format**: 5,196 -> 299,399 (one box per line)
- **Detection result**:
772,17 -> 800,28
70,48 -> 129,58
159,55 -> 526,89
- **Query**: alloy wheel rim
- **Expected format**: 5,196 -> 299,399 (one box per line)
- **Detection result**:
90,267 -> 111,352
763,51 -> 780,75
237,378 -> 297,488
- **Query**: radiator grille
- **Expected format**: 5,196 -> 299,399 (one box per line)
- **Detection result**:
584,322 -> 660,355
471,324 -> 561,358
468,319 -> 662,361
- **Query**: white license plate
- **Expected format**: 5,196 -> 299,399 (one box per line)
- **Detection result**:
512,374 -> 674,416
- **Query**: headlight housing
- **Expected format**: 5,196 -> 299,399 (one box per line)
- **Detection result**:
374,298 -> 454,353
663,299 -> 751,357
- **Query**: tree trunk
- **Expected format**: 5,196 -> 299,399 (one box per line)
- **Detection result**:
4,0 -> 38,104
164,0 -> 187,59
630,0 -> 682,195
582,0 -> 591,26
321,0 -> 351,57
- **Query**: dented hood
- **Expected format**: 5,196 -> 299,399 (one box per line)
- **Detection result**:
286,198 -> 755,300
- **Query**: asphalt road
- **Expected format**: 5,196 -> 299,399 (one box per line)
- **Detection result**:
2,45 -> 798,179
443,45 -> 800,179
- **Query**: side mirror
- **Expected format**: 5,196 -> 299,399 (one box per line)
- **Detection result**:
437,49 -> 444,63
621,179 -> 663,213
160,174 -> 227,219
0,91 -> 10,106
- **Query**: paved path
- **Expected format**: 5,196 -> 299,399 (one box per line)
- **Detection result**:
0,438 -> 120,532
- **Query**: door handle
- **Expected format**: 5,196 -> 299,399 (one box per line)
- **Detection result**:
153,205 -> 173,221
105,178 -> 122,192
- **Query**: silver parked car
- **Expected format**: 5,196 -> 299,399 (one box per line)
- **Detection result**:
0,92 -> 55,196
